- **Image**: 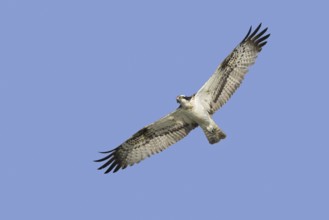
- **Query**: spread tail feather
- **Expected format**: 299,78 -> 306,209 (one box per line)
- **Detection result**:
203,125 -> 226,144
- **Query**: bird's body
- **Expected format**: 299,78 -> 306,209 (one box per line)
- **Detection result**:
177,95 -> 226,144
95,24 -> 270,173
178,95 -> 209,125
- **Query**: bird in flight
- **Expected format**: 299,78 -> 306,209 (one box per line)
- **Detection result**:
95,23 -> 270,173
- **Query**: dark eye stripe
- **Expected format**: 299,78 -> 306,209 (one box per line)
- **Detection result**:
183,95 -> 194,101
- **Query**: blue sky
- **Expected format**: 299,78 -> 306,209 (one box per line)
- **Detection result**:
1,0 -> 328,219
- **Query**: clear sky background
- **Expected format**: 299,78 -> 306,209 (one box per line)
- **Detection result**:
1,0 -> 328,219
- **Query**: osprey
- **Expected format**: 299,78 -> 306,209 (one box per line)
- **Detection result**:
95,24 -> 270,173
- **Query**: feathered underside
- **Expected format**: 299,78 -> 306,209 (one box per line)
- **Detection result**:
95,23 -> 270,174
196,23 -> 270,114
95,109 -> 197,173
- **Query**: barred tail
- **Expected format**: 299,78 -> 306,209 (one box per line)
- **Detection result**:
203,125 -> 226,144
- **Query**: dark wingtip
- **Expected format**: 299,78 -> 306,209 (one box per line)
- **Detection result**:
95,147 -> 123,174
99,149 -> 115,154
258,41 -> 268,48
104,161 -> 119,174
242,23 -> 270,51
94,153 -> 112,162
241,26 -> 252,42
113,164 -> 121,173
248,23 -> 262,39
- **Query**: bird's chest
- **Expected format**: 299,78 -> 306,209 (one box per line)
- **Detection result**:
184,104 -> 210,125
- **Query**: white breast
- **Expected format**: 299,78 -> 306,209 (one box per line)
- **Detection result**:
185,96 -> 211,126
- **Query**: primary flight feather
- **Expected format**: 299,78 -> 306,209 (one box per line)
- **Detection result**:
95,23 -> 270,173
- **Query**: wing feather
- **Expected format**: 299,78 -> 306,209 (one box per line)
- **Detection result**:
95,109 -> 197,173
196,23 -> 270,114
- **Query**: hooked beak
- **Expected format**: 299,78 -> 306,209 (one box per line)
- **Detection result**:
176,96 -> 180,103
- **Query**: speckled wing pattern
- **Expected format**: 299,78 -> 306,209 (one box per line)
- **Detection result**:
196,23 -> 270,114
95,109 -> 198,173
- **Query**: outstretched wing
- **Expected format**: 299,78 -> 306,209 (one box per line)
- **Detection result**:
195,23 -> 270,114
95,109 -> 197,173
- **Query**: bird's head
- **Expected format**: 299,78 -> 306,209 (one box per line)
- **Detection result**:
176,95 -> 193,109
176,95 -> 186,103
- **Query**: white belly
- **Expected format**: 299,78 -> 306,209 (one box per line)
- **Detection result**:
184,103 -> 211,126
